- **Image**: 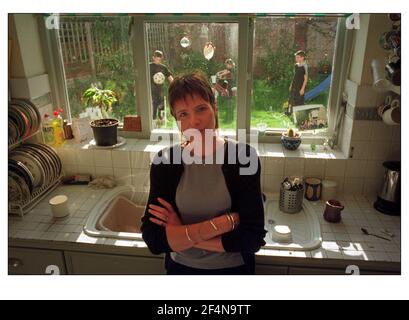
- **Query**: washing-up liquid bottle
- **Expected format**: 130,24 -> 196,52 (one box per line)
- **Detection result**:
52,110 -> 65,146
42,113 -> 55,145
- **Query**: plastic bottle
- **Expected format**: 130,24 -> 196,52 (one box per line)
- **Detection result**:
42,113 -> 55,145
52,110 -> 65,146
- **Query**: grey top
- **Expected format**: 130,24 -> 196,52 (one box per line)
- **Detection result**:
171,147 -> 244,270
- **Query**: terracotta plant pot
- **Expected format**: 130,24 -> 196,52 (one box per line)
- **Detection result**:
90,118 -> 118,146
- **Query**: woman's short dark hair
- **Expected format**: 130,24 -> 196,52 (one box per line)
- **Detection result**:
168,71 -> 218,128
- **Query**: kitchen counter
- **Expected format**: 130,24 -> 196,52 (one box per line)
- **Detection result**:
8,185 -> 401,274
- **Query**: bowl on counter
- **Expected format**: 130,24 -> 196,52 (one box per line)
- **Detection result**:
281,132 -> 302,150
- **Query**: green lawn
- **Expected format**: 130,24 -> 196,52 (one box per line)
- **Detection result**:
158,79 -> 329,131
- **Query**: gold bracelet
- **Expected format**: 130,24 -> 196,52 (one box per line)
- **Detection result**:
228,213 -> 236,231
225,214 -> 233,231
209,219 -> 218,231
185,226 -> 194,244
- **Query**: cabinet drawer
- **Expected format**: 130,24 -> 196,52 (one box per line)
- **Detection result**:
65,251 -> 165,275
9,247 -> 66,275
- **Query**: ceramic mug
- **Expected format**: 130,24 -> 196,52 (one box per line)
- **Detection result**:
323,199 -> 344,223
379,30 -> 400,50
49,195 -> 70,219
385,58 -> 401,86
378,95 -> 400,118
304,177 -> 322,201
382,101 -> 400,125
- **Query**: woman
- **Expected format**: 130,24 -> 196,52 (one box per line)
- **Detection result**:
141,71 -> 266,275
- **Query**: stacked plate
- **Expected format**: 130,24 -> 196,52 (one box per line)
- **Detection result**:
9,143 -> 62,205
8,99 -> 41,146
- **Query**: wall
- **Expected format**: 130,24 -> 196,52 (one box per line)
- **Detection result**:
9,14 -> 53,118
9,14 -> 47,78
54,140 -> 371,201
10,13 -> 400,201
339,13 -> 400,198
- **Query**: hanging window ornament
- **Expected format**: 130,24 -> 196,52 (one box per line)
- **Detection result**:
203,41 -> 215,60
200,24 -> 209,39
180,36 -> 191,48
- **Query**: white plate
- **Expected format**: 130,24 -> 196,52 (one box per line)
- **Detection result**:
89,136 -> 126,149
22,145 -> 53,186
38,143 -> 62,178
8,171 -> 30,204
34,143 -> 58,181
10,150 -> 45,188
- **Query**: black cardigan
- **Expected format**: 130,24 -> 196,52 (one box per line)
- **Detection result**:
140,139 -> 267,274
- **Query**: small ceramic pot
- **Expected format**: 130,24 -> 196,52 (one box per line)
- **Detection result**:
281,133 -> 302,150
323,199 -> 344,223
49,195 -> 70,219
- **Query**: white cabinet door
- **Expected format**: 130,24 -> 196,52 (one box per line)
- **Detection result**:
9,247 -> 66,275
65,251 -> 166,275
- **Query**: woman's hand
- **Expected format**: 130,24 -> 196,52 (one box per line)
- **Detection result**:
299,88 -> 305,95
148,197 -> 182,227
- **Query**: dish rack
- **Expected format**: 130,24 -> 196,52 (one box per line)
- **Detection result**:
8,98 -> 63,217
8,174 -> 63,217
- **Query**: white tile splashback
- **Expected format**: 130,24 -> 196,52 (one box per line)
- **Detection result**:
55,138 -> 397,198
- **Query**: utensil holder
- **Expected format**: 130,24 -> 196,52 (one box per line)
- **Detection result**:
279,186 -> 304,214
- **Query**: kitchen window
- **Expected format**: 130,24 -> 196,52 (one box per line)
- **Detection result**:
143,21 -> 239,135
48,15 -> 137,123
251,16 -> 339,135
42,14 -> 349,144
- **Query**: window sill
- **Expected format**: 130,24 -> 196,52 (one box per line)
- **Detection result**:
58,137 -> 347,160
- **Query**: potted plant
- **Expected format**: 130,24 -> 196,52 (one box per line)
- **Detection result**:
281,128 -> 302,150
82,86 -> 118,146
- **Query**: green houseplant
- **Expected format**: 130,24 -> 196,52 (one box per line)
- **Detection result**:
83,86 -> 119,146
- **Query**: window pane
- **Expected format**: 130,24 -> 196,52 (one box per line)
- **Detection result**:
251,17 -> 338,133
145,22 -> 238,133
57,16 -> 136,122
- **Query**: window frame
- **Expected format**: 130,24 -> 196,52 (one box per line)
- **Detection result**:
42,14 -> 350,145
130,15 -> 250,140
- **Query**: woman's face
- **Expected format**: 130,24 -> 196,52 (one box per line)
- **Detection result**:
172,94 -> 217,136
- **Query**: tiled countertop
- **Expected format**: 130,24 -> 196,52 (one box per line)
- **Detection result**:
8,185 -> 401,264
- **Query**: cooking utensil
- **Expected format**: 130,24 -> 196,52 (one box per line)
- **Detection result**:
361,228 -> 391,241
